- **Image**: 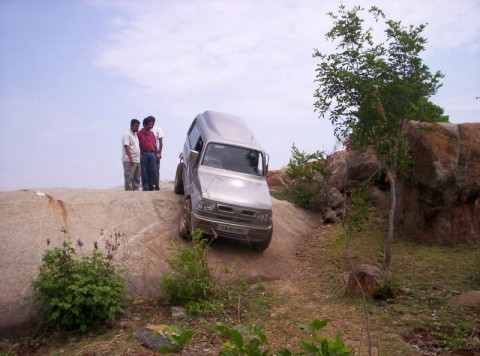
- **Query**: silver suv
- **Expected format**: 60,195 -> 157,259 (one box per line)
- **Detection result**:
174,110 -> 273,251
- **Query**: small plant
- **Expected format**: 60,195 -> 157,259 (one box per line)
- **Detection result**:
31,242 -> 128,332
278,319 -> 354,356
373,278 -> 399,300
216,319 -> 353,356
431,323 -> 476,351
216,323 -> 272,356
285,144 -> 330,211
160,229 -> 215,306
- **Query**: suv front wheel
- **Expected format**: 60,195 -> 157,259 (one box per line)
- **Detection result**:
174,162 -> 184,194
179,198 -> 192,239
250,228 -> 273,252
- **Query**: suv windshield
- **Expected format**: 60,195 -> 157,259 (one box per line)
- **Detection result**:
202,143 -> 264,176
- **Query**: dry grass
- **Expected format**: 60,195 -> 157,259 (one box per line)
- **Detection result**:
1,209 -> 479,355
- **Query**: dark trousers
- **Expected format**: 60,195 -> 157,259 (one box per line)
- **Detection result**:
141,152 -> 157,191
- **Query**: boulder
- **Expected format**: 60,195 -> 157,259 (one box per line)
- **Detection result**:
267,169 -> 289,190
396,122 -> 480,244
326,150 -> 348,191
346,264 -> 384,298
346,147 -> 383,188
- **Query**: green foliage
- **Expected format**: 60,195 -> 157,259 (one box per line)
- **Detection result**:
285,144 -> 330,211
431,323 -> 476,351
160,229 -> 215,306
154,325 -> 197,354
31,242 -> 128,332
338,182 -> 370,245
313,4 -> 447,150
373,278 -> 399,300
292,319 -> 354,356
216,324 -> 272,356
216,319 -> 353,356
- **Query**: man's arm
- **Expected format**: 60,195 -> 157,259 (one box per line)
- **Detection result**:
124,145 -> 134,166
158,137 -> 163,159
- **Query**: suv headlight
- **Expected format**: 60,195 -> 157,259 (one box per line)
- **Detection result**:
255,212 -> 271,221
197,200 -> 217,212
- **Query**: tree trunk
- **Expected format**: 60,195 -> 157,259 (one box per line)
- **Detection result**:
385,170 -> 396,269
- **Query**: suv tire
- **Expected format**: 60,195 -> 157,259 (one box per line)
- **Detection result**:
174,162 -> 184,194
179,198 -> 192,239
251,228 -> 273,252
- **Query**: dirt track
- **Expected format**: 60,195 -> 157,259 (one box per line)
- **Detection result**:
0,182 -> 317,336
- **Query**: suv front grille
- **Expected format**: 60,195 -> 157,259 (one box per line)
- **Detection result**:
214,204 -> 257,223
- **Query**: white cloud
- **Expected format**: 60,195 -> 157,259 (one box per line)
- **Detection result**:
92,0 -> 479,103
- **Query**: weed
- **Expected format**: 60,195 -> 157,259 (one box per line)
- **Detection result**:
431,322 -> 477,351
160,229 -> 215,306
216,323 -> 271,355
373,278 -> 399,301
216,319 -> 354,356
31,241 -> 128,332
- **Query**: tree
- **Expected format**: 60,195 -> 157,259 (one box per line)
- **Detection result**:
313,5 -> 448,268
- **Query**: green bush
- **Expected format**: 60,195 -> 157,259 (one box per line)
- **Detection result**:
31,242 -> 128,332
285,144 -> 330,212
160,229 -> 215,306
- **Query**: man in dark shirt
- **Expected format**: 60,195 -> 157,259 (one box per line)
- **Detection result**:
137,117 -> 158,191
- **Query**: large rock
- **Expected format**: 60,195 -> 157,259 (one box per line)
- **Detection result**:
396,122 -> 480,244
0,186 -> 316,337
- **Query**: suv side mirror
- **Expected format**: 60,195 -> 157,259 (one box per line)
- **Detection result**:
188,150 -> 200,165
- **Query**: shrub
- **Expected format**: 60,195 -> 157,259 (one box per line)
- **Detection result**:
31,242 -> 128,332
160,229 -> 215,306
285,144 -> 330,212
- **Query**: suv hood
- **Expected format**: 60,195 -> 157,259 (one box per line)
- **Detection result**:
197,169 -> 272,210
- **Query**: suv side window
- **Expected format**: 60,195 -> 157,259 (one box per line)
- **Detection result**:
187,121 -> 204,152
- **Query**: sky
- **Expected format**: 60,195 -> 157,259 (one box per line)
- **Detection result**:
0,0 -> 479,191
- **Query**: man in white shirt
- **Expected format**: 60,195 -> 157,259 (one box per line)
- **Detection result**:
149,116 -> 164,190
121,119 -> 141,190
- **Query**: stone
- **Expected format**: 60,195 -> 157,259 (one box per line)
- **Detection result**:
323,208 -> 337,224
346,264 -> 384,298
448,291 -> 480,307
368,186 -> 389,210
328,187 -> 344,210
135,326 -> 180,353
171,306 -> 186,320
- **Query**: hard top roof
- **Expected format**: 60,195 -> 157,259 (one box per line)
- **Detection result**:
195,110 -> 265,151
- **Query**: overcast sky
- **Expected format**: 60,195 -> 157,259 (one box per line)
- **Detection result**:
0,0 -> 479,191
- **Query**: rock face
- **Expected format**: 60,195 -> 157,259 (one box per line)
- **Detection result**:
0,186 -> 317,338
396,122 -> 480,244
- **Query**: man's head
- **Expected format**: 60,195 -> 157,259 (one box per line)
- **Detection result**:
130,119 -> 140,133
142,117 -> 154,130
146,115 -> 156,124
